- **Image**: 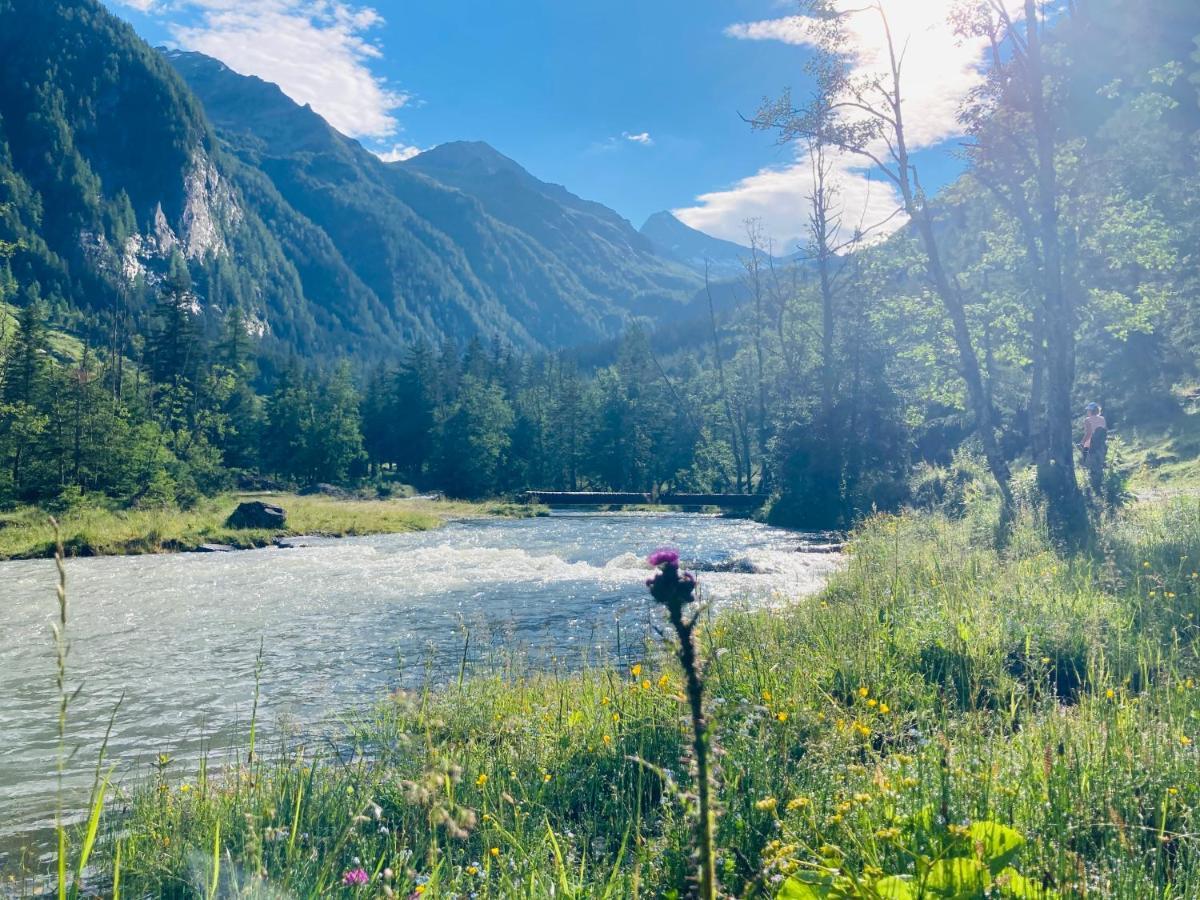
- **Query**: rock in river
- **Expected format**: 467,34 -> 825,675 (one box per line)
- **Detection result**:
226,501 -> 287,529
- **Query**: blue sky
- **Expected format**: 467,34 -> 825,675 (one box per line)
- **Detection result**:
106,0 -> 981,250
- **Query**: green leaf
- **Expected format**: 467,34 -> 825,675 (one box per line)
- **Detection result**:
966,821 -> 1025,874
923,857 -> 989,897
777,873 -> 836,899
875,874 -> 917,899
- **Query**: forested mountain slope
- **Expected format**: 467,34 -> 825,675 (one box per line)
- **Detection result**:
0,0 -> 702,361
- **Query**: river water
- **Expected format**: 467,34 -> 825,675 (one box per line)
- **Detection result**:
0,511 -> 840,862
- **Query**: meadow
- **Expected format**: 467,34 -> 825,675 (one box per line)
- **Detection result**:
14,489 -> 1195,898
0,493 -> 540,560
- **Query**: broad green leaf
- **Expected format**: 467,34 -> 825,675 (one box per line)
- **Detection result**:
875,874 -> 917,899
923,857 -> 989,897
967,821 -> 1025,874
777,873 -> 836,899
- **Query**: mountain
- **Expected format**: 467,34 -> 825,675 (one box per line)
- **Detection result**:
640,211 -> 798,279
0,0 -> 701,363
406,143 -> 697,318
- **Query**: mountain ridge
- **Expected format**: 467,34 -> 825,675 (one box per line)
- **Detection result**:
0,0 -> 704,364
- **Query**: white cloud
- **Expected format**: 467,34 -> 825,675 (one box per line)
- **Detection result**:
115,0 -> 160,10
373,142 -> 423,163
623,131 -> 654,146
157,0 -> 407,140
675,153 -> 903,252
683,0 -> 1023,246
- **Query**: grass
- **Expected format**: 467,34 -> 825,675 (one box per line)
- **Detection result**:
1122,404 -> 1200,495
0,493 -> 543,560
11,494 -> 1200,897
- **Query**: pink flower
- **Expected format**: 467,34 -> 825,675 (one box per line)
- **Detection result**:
342,867 -> 369,887
647,547 -> 680,567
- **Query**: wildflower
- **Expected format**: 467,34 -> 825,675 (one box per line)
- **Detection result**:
775,711 -> 789,723
476,773 -> 488,787
1181,735 -> 1192,747
414,886 -> 426,896
383,869 -> 394,881
342,868 -> 369,887
466,865 -> 479,876
642,679 -> 651,691
879,703 -> 890,714
658,674 -> 670,689
858,686 -> 869,698
1168,787 -> 1179,796
490,847 -> 500,857
853,722 -> 871,738
756,797 -> 778,812
786,797 -> 810,811
601,696 -> 610,706
1105,689 -> 1115,700
602,734 -> 612,745
762,689 -> 773,702
179,783 -> 191,793
647,547 -> 680,567
543,773 -> 552,782
867,698 -> 878,708
612,712 -> 620,723
853,793 -> 871,804
1144,561 -> 1151,568
631,663 -> 643,677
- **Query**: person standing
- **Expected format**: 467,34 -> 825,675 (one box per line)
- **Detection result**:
1079,402 -> 1107,493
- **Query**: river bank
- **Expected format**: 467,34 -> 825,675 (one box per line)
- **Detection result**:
7,497 -> 1199,896
0,493 -> 544,560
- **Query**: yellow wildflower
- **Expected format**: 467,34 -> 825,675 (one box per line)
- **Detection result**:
641,679 -> 651,691
466,865 -> 479,876
867,698 -> 877,708
786,797 -> 811,811
657,674 -> 670,689
1181,735 -> 1192,747
631,663 -> 643,677
1105,689 -> 1115,700
490,847 -> 500,857
476,773 -> 488,787
612,712 -> 620,723
601,696 -> 610,706
858,686 -> 869,698
602,734 -> 611,745
879,703 -> 890,714
776,711 -> 789,723
755,797 -> 778,812
762,689 -> 773,702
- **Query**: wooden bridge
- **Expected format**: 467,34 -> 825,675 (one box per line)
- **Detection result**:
522,491 -> 767,511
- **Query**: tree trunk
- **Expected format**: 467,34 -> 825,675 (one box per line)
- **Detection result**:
1025,0 -> 1088,544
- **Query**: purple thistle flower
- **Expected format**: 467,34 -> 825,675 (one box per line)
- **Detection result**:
647,547 -> 680,567
342,867 -> 369,887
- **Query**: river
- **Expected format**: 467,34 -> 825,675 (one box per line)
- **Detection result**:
0,511 -> 840,862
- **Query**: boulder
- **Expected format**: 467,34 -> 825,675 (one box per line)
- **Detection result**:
195,543 -> 236,553
226,501 -> 287,529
